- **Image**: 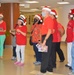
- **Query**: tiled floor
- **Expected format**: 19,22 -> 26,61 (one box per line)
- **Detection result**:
0,39 -> 71,75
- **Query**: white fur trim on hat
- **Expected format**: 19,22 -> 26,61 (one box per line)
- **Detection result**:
20,15 -> 26,19
35,15 -> 41,19
50,12 -> 55,15
42,8 -> 51,12
70,15 -> 73,17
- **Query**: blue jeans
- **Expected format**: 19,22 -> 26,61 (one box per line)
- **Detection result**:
33,43 -> 42,62
71,42 -> 74,72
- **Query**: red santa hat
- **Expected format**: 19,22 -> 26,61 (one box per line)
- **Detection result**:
51,10 -> 58,18
18,15 -> 27,25
42,6 -> 51,13
34,14 -> 43,22
69,9 -> 74,18
0,13 -> 3,17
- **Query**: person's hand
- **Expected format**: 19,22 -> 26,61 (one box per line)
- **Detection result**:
16,29 -> 21,33
9,30 -> 11,33
42,40 -> 46,46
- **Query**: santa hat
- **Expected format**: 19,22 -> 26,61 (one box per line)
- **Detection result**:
42,6 -> 51,12
0,13 -> 3,17
69,9 -> 74,18
34,14 -> 43,22
51,10 -> 58,18
18,15 -> 27,25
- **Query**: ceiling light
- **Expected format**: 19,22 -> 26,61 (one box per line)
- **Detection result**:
25,1 -> 39,3
57,0 -> 69,4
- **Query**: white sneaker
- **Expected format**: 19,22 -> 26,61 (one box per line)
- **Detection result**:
36,72 -> 46,75
46,71 -> 53,74
34,61 -> 41,65
11,57 -> 16,60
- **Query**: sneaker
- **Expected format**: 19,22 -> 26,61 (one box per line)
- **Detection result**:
46,71 -> 53,74
11,57 -> 16,60
36,72 -> 46,75
14,61 -> 20,65
34,61 -> 41,65
65,64 -> 71,67
33,61 -> 38,64
18,63 -> 24,66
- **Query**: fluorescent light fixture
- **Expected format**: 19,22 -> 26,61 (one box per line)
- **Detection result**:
57,1 -> 69,4
25,1 -> 39,3
19,4 -> 24,6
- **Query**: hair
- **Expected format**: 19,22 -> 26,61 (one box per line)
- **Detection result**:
33,20 -> 43,25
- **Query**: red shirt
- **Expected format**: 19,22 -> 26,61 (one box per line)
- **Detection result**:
66,20 -> 74,42
31,24 -> 42,43
15,25 -> 27,45
53,19 -> 59,42
41,16 -> 54,35
0,21 -> 6,35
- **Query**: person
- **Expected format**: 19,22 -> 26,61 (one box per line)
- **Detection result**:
68,9 -> 74,75
31,14 -> 42,65
65,9 -> 74,70
0,13 -> 6,59
51,10 -> 65,68
10,25 -> 17,60
12,15 -> 27,66
37,6 -> 54,75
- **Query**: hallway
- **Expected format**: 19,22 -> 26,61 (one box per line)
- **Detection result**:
0,39 -> 71,75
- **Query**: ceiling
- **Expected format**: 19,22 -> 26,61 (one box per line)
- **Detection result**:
0,0 -> 74,12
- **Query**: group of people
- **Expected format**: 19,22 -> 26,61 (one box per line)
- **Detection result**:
0,6 -> 74,75
31,6 -> 65,75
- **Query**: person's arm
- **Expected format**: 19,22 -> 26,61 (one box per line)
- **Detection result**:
16,29 -> 26,36
42,29 -> 52,46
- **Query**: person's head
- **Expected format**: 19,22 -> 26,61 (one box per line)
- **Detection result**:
17,15 -> 26,26
33,14 -> 43,25
0,13 -> 4,21
50,9 -> 58,19
68,9 -> 74,20
41,6 -> 52,18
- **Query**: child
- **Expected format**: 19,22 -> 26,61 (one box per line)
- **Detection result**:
11,15 -> 27,66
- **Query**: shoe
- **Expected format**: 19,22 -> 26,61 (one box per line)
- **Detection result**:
60,60 -> 64,62
65,64 -> 71,67
33,61 -> 38,64
14,61 -> 20,65
36,72 -> 46,75
18,63 -> 24,66
47,71 -> 53,74
69,67 -> 72,70
11,57 -> 16,60
34,61 -> 41,65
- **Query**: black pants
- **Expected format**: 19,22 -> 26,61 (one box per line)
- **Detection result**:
52,42 -> 65,67
13,46 -> 16,57
40,35 -> 53,73
56,42 -> 65,61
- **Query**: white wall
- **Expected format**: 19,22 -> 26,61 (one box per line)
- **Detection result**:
55,5 -> 74,41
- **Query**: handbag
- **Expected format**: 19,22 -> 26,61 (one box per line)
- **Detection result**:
29,36 -> 33,45
29,25 -> 36,46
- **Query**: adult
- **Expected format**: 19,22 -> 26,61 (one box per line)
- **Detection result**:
0,13 -> 6,59
31,14 -> 42,65
37,6 -> 54,75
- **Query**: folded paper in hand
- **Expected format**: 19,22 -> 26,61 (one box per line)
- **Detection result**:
36,44 -> 48,52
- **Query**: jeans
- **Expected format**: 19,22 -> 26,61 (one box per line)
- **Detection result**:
33,43 -> 42,62
71,42 -> 74,72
